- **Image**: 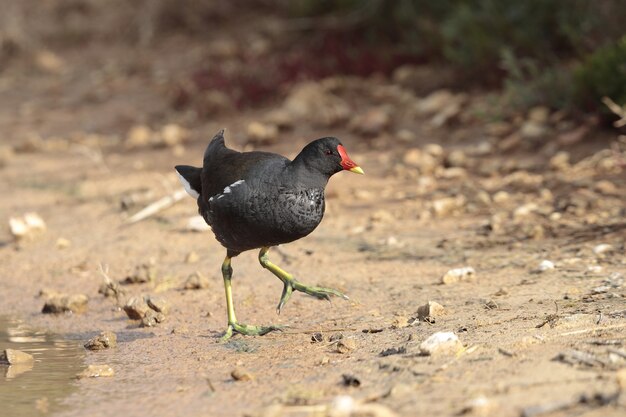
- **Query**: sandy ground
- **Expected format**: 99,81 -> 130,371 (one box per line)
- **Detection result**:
1,28 -> 626,417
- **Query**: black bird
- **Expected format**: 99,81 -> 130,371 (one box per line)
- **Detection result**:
175,129 -> 363,339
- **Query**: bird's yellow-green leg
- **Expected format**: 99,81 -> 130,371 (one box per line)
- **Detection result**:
258,247 -> 348,314
220,256 -> 281,341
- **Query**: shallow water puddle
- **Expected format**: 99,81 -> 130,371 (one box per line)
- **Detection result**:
0,316 -> 85,416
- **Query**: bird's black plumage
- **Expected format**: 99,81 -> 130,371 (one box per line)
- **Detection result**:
176,129 -> 349,255
175,129 -> 363,338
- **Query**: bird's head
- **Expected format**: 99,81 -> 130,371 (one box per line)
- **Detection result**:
297,137 -> 364,177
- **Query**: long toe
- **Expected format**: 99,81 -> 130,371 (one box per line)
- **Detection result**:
294,282 -> 348,301
224,322 -> 284,338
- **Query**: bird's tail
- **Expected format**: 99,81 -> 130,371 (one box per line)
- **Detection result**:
175,165 -> 202,199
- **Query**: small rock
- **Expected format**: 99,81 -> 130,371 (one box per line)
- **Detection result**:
461,395 -> 495,416
432,196 -> 466,217
55,237 -> 71,249
1,349 -> 34,364
424,143 -> 444,158
334,339 -> 356,354
593,244 -> 614,256
528,106 -> 550,123
419,331 -> 463,356
498,133 -> 523,152
520,121 -> 546,139
126,125 -> 153,148
141,309 -> 165,327
123,297 -> 150,320
549,151 -> 570,171
513,203 -> 538,220
98,280 -> 126,298
594,180 -> 618,195
311,333 -> 324,343
437,167 -> 467,180
396,129 -> 416,143
341,374 -> 361,387
159,124 -> 189,147
185,251 -> 199,263
535,260 -> 555,273
441,267 -> 476,284
42,294 -> 89,314
84,332 -> 117,351
492,191 -> 510,205
186,215 -> 211,232
369,209 -> 395,224
184,272 -> 210,290
446,150 -> 468,167
231,368 -> 254,381
77,364 -> 114,379
146,295 -> 170,314
391,315 -> 410,329
122,263 -> 157,284
9,212 -> 47,240
417,301 -> 446,321
379,347 -> 407,357
246,121 -> 278,144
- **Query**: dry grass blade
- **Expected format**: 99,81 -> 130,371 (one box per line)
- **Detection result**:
125,189 -> 187,224
602,96 -> 626,127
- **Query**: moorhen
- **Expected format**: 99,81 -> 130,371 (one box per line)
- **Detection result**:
175,129 -> 363,339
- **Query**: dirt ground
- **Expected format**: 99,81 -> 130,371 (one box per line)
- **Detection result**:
1,8 -> 626,417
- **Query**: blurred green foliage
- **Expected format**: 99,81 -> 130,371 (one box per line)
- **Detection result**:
575,35 -> 626,110
289,0 -> 626,111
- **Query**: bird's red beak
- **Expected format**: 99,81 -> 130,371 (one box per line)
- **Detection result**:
337,145 -> 364,174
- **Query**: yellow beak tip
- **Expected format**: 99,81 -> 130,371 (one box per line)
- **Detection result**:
349,166 -> 365,175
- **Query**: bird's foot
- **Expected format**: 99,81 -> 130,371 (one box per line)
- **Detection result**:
277,279 -> 348,314
220,322 -> 283,341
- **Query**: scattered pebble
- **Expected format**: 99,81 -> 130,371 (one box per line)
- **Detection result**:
432,196 -> 466,217
1,348 -> 34,364
460,395 -> 495,416
146,295 -> 170,314
419,331 -> 463,356
184,272 -> 210,290
42,294 -> 89,314
441,267 -> 476,284
535,260 -> 555,273
231,368 -> 254,381
593,244 -> 614,256
141,309 -> 166,327
186,215 -> 211,232
417,301 -> 446,321
123,297 -> 150,320
247,121 -> 278,144
185,251 -> 199,263
55,237 -> 71,249
122,263 -> 157,284
379,347 -> 407,357
334,339 -> 356,354
98,280 -> 126,298
341,374 -> 361,387
311,333 -> 324,343
84,332 -> 117,351
9,212 -> 47,240
77,364 -> 114,379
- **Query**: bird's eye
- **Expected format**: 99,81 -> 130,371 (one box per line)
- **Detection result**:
324,149 -> 333,155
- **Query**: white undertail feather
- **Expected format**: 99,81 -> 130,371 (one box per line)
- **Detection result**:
176,171 -> 200,199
